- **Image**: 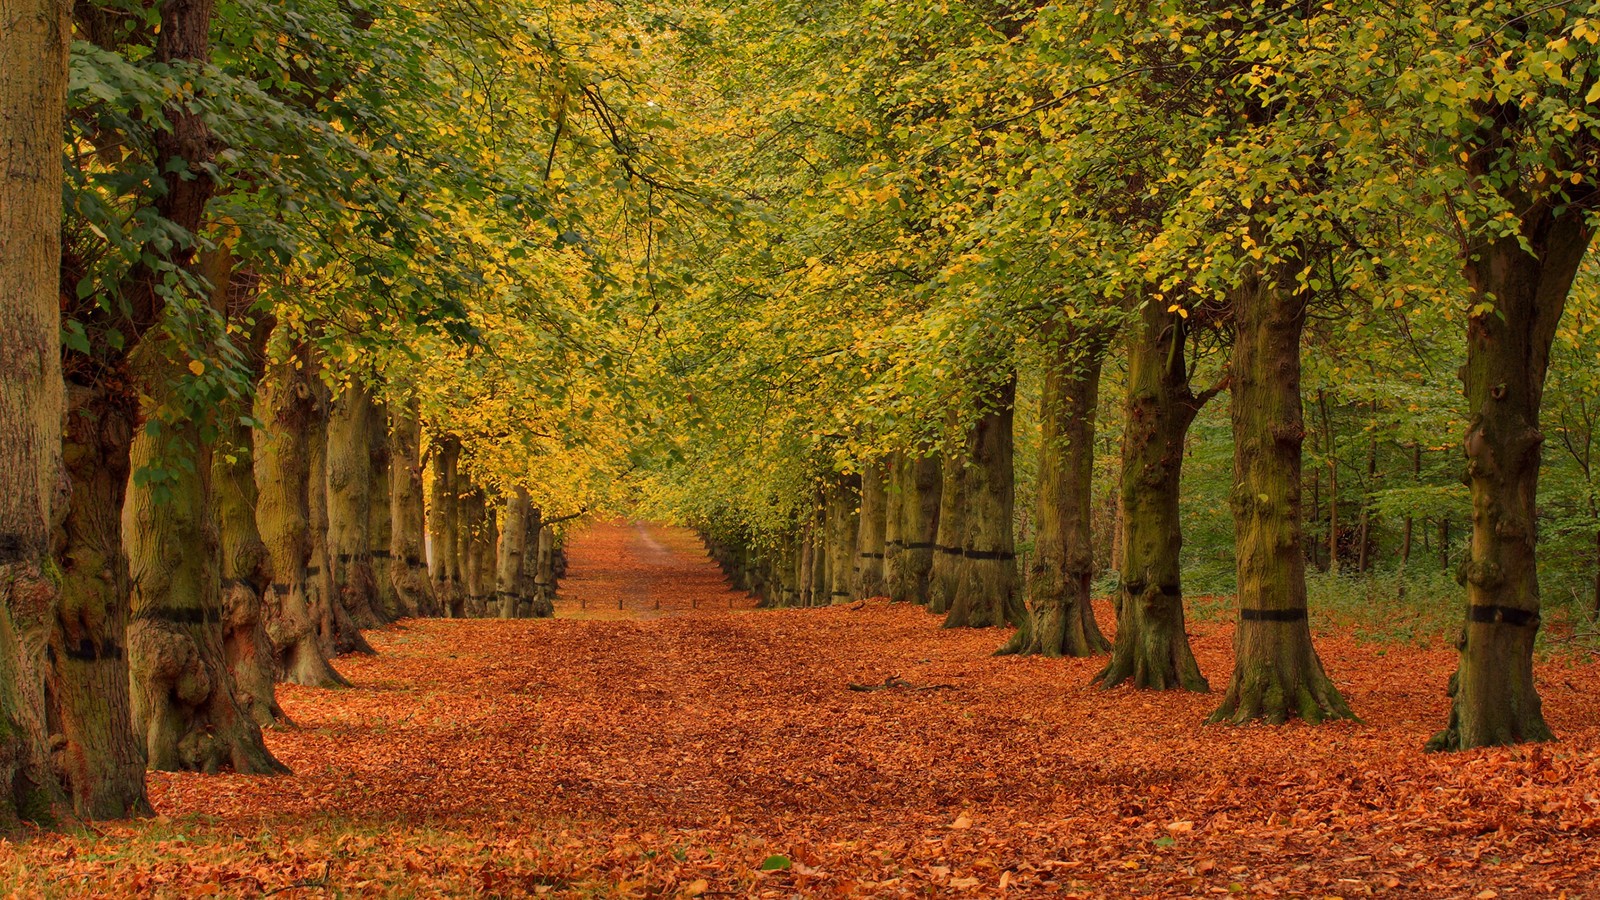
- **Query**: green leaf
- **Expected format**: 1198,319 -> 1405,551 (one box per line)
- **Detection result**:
1153,836 -> 1176,848
758,854 -> 792,871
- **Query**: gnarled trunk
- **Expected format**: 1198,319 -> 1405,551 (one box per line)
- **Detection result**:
387,399 -> 436,617
852,462 -> 889,599
1098,304 -> 1210,692
253,340 -> 347,688
1209,265 -> 1351,726
1003,328 -> 1109,656
326,383 -> 385,631
945,376 -> 1021,629
1428,203 -> 1589,751
1,0 -> 71,826
308,378 -> 371,656
124,336 -> 287,775
50,374 -> 146,818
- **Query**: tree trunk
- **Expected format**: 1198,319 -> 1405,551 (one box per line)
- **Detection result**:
308,380 -> 372,656
496,489 -> 530,618
253,339 -> 348,688
366,396 -> 399,620
900,454 -> 942,606
1003,328 -> 1109,656
1357,421 -> 1377,574
460,484 -> 495,618
882,453 -> 907,602
524,509 -> 556,611
532,524 -> 557,616
0,0 -> 71,826
1401,444 -> 1419,566
427,436 -> 464,617
1321,391 -> 1340,576
387,399 -> 436,617
928,436 -> 967,616
326,383 -> 385,631
1428,204 -> 1590,751
852,462 -> 889,599
1098,305 -> 1209,691
124,336 -> 287,775
824,474 -> 860,605
945,375 -> 1022,629
1209,265 -> 1352,726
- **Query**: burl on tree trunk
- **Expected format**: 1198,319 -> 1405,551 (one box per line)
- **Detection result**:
125,336 -> 287,775
1098,302 -> 1211,692
1210,265 -> 1352,726
1428,201 -> 1590,751
1002,326 -> 1109,657
945,376 -> 1022,630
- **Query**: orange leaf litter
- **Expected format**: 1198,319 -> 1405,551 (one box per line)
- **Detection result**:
6,520 -> 1600,898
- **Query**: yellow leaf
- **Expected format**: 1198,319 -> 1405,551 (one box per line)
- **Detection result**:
188,360 -> 206,376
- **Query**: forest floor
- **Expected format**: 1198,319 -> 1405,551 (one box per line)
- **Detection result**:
6,522 -> 1600,898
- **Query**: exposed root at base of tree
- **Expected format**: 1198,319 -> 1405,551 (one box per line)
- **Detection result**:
1206,660 -> 1357,726
994,606 -> 1109,658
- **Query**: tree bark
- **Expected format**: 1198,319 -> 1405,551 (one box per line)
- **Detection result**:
899,454 -> 942,606
460,483 -> 496,618
326,383 -> 386,630
1098,305 -> 1210,692
495,488 -> 530,618
945,376 -> 1022,629
531,524 -> 557,616
124,336 -> 287,775
253,338 -> 348,688
824,474 -> 860,605
0,0 -> 71,826
1003,328 -> 1109,656
387,398 -> 436,617
852,462 -> 889,600
1209,265 -> 1352,726
882,453 -> 908,602
427,436 -> 464,617
1428,200 -> 1590,751
928,434 -> 967,616
366,395 -> 399,620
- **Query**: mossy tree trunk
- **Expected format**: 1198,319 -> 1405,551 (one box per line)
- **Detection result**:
927,435 -> 966,615
0,0 -> 72,826
1003,327 -> 1110,657
253,338 -> 347,688
824,474 -> 861,605
901,454 -> 942,606
1428,192 -> 1591,751
852,462 -> 889,600
208,265 -> 285,729
387,399 -> 436,617
1098,303 -> 1214,692
945,376 -> 1022,629
427,436 -> 464,617
325,382 -> 386,631
124,335 -> 287,775
366,396 -> 400,620
1209,264 -> 1352,726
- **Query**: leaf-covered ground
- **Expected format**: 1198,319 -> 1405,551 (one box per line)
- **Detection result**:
6,522 -> 1600,898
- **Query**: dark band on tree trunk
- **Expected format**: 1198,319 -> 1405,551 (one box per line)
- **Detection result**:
1124,581 -> 1182,597
305,565 -> 321,576
370,550 -> 392,560
937,545 -> 964,555
904,542 -> 936,550
270,582 -> 290,595
1239,607 -> 1308,622
858,552 -> 884,559
962,548 -> 1015,561
1466,604 -> 1539,626
50,640 -> 125,662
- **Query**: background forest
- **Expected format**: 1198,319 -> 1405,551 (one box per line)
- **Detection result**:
5,0 -> 1600,830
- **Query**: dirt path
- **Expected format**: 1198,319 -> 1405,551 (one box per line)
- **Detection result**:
6,521 -> 1600,897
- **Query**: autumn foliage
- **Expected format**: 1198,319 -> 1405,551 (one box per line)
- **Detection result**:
3,523 -> 1598,898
